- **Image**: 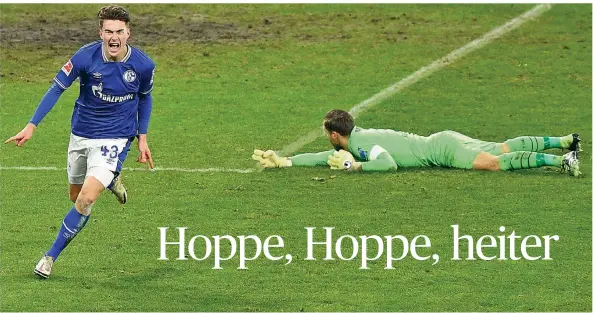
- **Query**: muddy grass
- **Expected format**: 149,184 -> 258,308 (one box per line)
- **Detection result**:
0,7 -> 425,48
0,13 -> 271,47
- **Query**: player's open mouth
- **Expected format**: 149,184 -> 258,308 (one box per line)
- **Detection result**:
108,42 -> 120,53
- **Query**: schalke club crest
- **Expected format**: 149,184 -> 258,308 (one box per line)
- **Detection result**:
123,70 -> 137,83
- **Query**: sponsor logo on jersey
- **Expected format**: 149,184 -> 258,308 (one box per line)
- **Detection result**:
123,70 -> 137,83
92,72 -> 102,80
91,83 -> 135,103
61,60 -> 73,76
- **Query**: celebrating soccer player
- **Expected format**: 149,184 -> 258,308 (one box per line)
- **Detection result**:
5,5 -> 156,279
253,110 -> 581,176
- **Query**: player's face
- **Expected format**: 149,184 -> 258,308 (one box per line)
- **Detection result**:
325,128 -> 343,151
100,20 -> 130,61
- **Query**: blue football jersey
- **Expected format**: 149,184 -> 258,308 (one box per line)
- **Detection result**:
54,40 -> 155,139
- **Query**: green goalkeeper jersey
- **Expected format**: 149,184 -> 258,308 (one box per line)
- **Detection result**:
347,126 -> 433,170
290,127 -> 493,171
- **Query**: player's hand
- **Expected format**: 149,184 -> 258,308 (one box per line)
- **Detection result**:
4,123 -> 36,147
137,149 -> 154,169
328,149 -> 355,170
252,149 -> 291,168
136,135 -> 154,169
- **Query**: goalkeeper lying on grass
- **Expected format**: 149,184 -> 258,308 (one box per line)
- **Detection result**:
252,109 -> 582,176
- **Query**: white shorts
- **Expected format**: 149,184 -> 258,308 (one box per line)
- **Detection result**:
67,133 -> 133,187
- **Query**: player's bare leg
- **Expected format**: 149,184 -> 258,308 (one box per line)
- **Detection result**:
34,176 -> 104,279
69,183 -> 82,203
472,152 -> 500,171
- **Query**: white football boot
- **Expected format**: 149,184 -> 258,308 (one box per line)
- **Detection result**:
561,151 -> 581,177
108,175 -> 128,204
33,255 -> 54,279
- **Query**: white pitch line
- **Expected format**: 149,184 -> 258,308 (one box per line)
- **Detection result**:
0,166 -> 256,174
280,4 -> 552,156
0,166 -> 61,171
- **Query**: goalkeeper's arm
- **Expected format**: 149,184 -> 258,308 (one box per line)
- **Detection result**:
290,150 -> 334,167
359,154 -> 398,171
359,145 -> 398,171
328,145 -> 398,172
252,149 -> 334,168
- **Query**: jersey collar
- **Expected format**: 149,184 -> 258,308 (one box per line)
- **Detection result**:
347,126 -> 362,151
102,44 -> 132,63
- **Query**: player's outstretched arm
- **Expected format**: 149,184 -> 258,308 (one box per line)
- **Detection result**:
289,150 -> 334,167
4,123 -> 37,147
4,82 -> 67,147
252,149 -> 336,169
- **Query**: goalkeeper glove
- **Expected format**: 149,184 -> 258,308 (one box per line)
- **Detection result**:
328,149 -> 355,170
252,149 -> 292,168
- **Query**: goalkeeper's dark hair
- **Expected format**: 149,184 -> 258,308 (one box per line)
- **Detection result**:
98,4 -> 130,28
324,109 -> 354,136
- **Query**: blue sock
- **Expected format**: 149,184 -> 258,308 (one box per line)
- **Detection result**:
46,206 -> 90,261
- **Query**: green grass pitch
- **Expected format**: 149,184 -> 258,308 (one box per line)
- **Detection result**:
0,4 -> 591,311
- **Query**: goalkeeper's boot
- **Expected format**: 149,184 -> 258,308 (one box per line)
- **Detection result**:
561,133 -> 582,152
108,176 -> 128,204
33,255 -> 54,279
561,151 -> 581,177
568,133 -> 582,152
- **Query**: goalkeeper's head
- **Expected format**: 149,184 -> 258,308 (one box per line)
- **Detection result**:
323,109 -> 354,151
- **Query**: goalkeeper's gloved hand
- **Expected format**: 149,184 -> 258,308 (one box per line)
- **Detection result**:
252,149 -> 292,168
328,149 -> 355,170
